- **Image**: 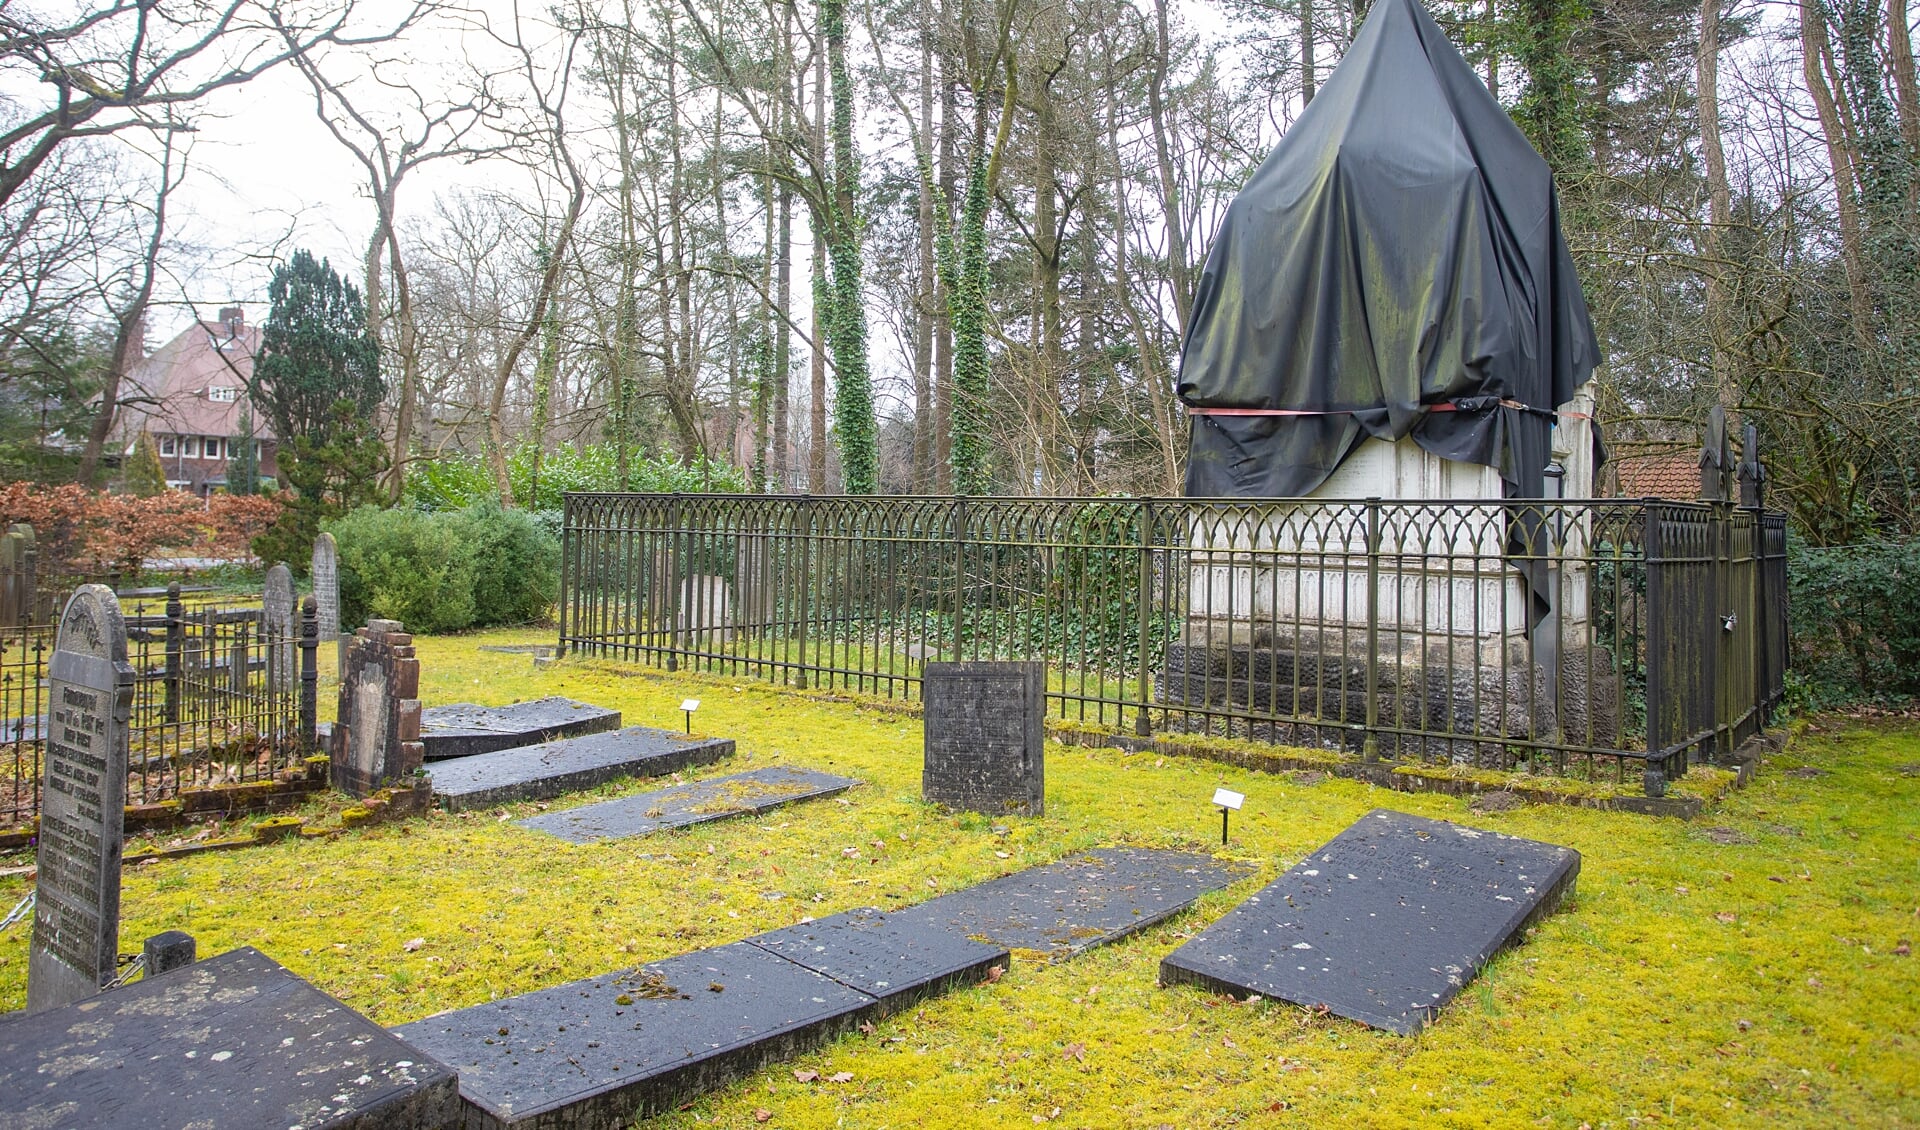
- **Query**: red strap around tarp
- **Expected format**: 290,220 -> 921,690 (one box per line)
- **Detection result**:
1184,400 -> 1590,419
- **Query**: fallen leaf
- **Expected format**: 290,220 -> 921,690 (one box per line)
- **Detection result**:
1222,1035 -> 1238,1049
1715,912 -> 1737,924
1063,1042 -> 1086,1062
754,1110 -> 772,1123
984,965 -> 1005,984
403,937 -> 426,952
859,1021 -> 877,1036
793,1069 -> 819,1083
995,851 -> 1011,859
828,1072 -> 854,1083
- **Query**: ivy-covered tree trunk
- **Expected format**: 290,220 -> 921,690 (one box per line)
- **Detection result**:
948,51 -> 1016,497
1513,0 -> 1588,176
820,0 -> 878,494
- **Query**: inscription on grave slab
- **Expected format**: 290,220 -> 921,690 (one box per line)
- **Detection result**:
330,618 -> 423,797
921,660 -> 1045,816
262,561 -> 294,693
312,531 -> 341,673
28,584 -> 133,1013
1159,808 -> 1581,1034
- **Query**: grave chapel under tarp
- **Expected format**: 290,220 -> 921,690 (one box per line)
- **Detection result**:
1178,0 -> 1601,501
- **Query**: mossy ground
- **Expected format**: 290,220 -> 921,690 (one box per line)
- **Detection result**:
1,627 -> 1915,1128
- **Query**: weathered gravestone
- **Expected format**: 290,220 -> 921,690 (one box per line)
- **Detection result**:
28,584 -> 134,1013
921,660 -> 1045,816
0,526 -> 24,628
262,562 -> 295,693
312,531 -> 342,675
0,946 -> 461,1129
329,618 -> 423,798
1159,808 -> 1580,1034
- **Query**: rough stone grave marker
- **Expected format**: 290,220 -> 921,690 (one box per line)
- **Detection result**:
921,660 -> 1045,815
28,584 -> 134,1013
1159,808 -> 1581,1034
330,618 -> 423,798
311,531 -> 342,675
262,562 -> 294,693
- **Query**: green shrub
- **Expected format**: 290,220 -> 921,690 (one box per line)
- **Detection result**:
328,503 -> 560,633
1787,537 -> 1920,707
443,502 -> 558,626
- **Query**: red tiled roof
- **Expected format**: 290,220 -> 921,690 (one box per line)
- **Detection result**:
1608,450 -> 1698,499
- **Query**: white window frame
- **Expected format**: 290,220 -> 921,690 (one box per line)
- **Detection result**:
208,385 -> 240,403
204,437 -> 224,460
180,437 -> 197,458
158,434 -> 177,456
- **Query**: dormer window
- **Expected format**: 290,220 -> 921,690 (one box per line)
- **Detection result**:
208,386 -> 240,403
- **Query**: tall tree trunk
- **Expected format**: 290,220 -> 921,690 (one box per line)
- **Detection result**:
821,0 -> 878,493
384,226 -> 421,501
1802,0 -> 1877,344
1891,0 -> 1920,173
1301,0 -> 1318,105
808,50 -> 829,493
1148,0 -> 1193,332
912,14 -> 936,488
80,133 -> 176,485
1030,69 -> 1065,491
1697,0 -> 1738,412
933,22 -> 958,492
950,44 -> 1016,496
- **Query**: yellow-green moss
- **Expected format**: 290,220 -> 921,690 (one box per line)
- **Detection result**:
0,627 -> 1910,1129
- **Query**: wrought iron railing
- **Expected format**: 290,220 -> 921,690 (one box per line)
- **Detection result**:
559,494 -> 1787,797
0,584 -> 319,826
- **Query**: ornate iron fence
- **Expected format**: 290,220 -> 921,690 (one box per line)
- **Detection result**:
0,583 -> 318,826
559,493 -> 1788,796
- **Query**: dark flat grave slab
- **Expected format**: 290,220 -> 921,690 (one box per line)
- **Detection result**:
891,848 -> 1250,959
394,941 -> 872,1130
0,946 -> 458,1129
421,696 -> 622,759
427,726 -> 733,812
1159,808 -> 1580,1035
516,766 -> 858,843
746,907 -> 1007,1015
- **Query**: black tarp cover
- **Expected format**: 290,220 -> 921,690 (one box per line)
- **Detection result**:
1178,0 -> 1600,501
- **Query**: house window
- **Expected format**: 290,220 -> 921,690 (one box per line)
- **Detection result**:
179,437 -> 197,458
208,385 -> 239,403
159,435 -> 177,456
204,437 -> 224,460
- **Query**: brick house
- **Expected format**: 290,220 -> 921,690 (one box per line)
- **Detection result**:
117,307 -> 279,496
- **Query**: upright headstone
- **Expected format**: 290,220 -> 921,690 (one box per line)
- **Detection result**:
921,660 -> 1045,816
29,584 -> 134,1013
0,530 -> 20,628
311,532 -> 341,675
330,618 -> 423,797
262,562 -> 295,693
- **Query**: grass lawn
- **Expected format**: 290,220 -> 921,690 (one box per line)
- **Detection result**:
1,627 -> 1915,1128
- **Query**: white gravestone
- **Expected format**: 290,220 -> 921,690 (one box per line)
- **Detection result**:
311,532 -> 342,677
262,563 -> 294,694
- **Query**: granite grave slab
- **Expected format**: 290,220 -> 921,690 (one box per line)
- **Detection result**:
29,584 -> 133,1013
516,766 -> 857,843
421,695 -> 622,759
746,906 -> 1006,1015
394,941 -> 871,1130
891,848 -> 1249,958
426,726 -> 734,811
0,946 -> 459,1129
1158,808 -> 1580,1035
921,660 -> 1045,815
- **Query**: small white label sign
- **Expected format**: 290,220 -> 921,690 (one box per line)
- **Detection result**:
680,699 -> 701,713
1212,788 -> 1244,811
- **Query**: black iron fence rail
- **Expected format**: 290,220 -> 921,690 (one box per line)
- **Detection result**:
0,585 -> 322,826
560,494 -> 1788,797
